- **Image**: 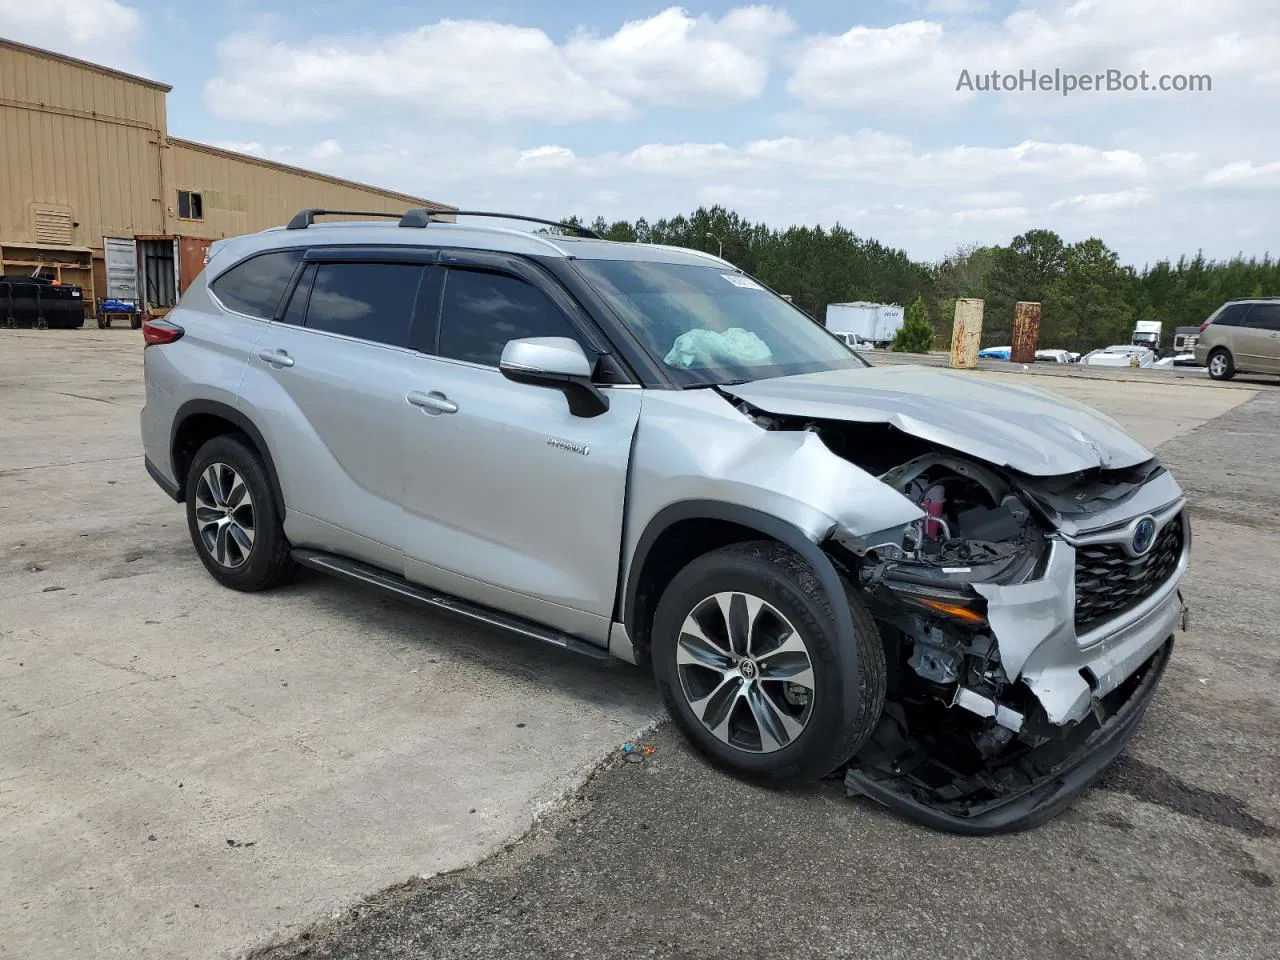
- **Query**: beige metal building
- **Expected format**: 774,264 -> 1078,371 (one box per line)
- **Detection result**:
1,38 -> 451,317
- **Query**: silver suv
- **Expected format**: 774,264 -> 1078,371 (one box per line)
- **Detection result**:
141,209 -> 1189,833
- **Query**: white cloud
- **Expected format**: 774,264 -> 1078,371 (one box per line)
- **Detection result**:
623,142 -> 751,174
954,190 -> 1023,206
205,21 -> 629,125
206,7 -> 791,125
788,1 -> 1280,112
1053,188 -> 1154,211
0,0 -> 141,70
200,129 -> 1275,263
952,206 -> 1030,222
1203,161 -> 1280,187
564,5 -> 794,105
516,145 -> 580,172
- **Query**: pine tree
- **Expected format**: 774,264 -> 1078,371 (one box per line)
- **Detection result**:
892,296 -> 934,353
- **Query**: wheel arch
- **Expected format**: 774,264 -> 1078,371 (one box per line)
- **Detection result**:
622,501 -> 859,684
170,399 -> 286,517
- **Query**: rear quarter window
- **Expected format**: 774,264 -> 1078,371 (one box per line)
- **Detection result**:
210,250 -> 304,319
1211,304 -> 1250,327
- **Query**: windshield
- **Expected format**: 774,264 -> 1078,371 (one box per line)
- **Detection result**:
573,259 -> 867,385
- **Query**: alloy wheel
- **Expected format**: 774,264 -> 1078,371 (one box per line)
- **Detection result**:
676,592 -> 816,753
194,462 -> 256,568
1209,353 -> 1227,376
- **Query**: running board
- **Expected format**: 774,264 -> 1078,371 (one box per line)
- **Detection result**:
291,549 -> 611,660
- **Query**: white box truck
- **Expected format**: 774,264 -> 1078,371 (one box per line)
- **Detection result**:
825,301 -> 905,348
1131,319 -> 1163,352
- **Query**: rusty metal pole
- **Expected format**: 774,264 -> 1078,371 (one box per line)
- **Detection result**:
948,298 -> 984,369
1010,301 -> 1041,363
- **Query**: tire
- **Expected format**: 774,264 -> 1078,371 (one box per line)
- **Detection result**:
185,434 -> 295,591
651,540 -> 886,785
130,315 -> 141,330
1207,347 -> 1235,380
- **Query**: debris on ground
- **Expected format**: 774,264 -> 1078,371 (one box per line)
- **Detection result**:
621,743 -> 655,763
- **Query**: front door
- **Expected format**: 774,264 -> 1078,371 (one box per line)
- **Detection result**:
401,255 -> 641,642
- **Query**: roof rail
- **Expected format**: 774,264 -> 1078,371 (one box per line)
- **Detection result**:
399,208 -> 601,239
286,209 -> 406,230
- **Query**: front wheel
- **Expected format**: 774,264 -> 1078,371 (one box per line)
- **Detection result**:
1207,348 -> 1235,380
651,541 -> 885,785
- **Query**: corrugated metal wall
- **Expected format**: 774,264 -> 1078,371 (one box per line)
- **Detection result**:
165,140 -> 440,239
1,40 -> 168,248
1,38 -> 450,311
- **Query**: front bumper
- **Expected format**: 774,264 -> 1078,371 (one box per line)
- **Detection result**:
847,490 -> 1188,834
974,503 -> 1188,727
847,636 -> 1172,834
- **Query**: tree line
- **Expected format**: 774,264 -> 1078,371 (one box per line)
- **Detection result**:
566,207 -> 1279,351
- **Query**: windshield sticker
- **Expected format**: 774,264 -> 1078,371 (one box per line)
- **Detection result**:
721,274 -> 763,290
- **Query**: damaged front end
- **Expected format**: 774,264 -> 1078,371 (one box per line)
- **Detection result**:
735,402 -> 1189,834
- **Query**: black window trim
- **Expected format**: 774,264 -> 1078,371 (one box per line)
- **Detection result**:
426,248 -> 637,384
278,261 -> 316,327
208,247 -> 308,322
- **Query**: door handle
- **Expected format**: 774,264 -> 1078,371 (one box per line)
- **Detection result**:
258,348 -> 294,368
407,390 -> 458,414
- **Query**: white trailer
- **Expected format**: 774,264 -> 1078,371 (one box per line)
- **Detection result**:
825,301 -> 905,348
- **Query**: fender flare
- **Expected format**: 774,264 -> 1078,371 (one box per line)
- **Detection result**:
170,399 -> 286,518
624,500 -> 861,702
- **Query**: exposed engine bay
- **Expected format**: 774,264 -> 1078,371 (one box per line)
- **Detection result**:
731,399 -> 1183,832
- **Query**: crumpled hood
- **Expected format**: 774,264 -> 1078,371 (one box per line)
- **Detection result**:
721,364 -> 1153,476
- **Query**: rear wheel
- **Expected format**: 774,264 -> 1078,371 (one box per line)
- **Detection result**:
185,434 -> 295,591
651,541 -> 885,785
1207,347 -> 1235,380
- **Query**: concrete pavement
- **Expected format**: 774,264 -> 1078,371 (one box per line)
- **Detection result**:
0,330 -> 655,960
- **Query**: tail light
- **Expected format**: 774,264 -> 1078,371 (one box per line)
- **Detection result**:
1199,320 -> 1210,333
142,318 -> 184,346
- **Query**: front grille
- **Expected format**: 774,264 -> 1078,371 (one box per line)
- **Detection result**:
1074,515 -> 1184,634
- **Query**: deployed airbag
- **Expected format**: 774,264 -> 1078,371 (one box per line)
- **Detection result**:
664,328 -> 772,369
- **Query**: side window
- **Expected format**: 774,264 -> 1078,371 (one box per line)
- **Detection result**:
1248,304 -> 1280,331
210,250 -> 303,319
438,268 -> 583,367
1214,304 -> 1248,327
304,262 -> 423,348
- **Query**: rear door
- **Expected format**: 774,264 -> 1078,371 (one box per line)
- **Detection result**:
1232,305 -> 1280,373
1241,304 -> 1280,373
400,250 -> 642,641
104,237 -> 139,303
236,247 -> 431,571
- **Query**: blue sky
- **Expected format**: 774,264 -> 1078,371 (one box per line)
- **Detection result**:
4,0 -> 1278,265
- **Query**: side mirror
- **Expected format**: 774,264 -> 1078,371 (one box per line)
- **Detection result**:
499,337 -> 610,418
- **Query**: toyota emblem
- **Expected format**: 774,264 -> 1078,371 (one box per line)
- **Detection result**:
1131,516 -> 1157,556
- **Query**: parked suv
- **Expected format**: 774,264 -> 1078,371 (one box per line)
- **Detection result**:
141,209 -> 1190,833
1194,299 -> 1280,379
